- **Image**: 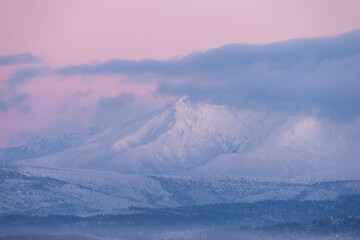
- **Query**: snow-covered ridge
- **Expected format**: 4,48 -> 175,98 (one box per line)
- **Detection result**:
1,165 -> 359,216
0,97 -> 359,177
0,126 -> 104,163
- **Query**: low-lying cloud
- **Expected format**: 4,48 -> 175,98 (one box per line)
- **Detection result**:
55,30 -> 360,121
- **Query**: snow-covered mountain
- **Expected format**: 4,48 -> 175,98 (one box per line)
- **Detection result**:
0,127 -> 102,163
0,97 -> 359,177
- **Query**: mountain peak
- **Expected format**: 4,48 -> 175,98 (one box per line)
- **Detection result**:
176,95 -> 189,102
172,95 -> 190,106
167,95 -> 192,116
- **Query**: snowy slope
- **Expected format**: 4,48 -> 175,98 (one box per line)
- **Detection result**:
188,116 -> 360,178
0,97 -> 359,177
3,97 -> 260,174
1,165 -> 360,216
0,126 -> 104,163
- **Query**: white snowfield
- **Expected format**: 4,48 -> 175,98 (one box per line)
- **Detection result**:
1,165 -> 360,216
0,96 -> 359,177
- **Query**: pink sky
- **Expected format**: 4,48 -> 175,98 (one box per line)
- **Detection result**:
1,0 -> 360,64
0,0 -> 360,148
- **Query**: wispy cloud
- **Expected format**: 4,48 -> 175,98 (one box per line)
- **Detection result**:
7,67 -> 49,85
0,53 -> 42,66
0,92 -> 30,113
0,95 -> 7,112
94,93 -> 161,126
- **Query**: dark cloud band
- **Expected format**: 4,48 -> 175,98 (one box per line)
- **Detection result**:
55,30 -> 360,121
